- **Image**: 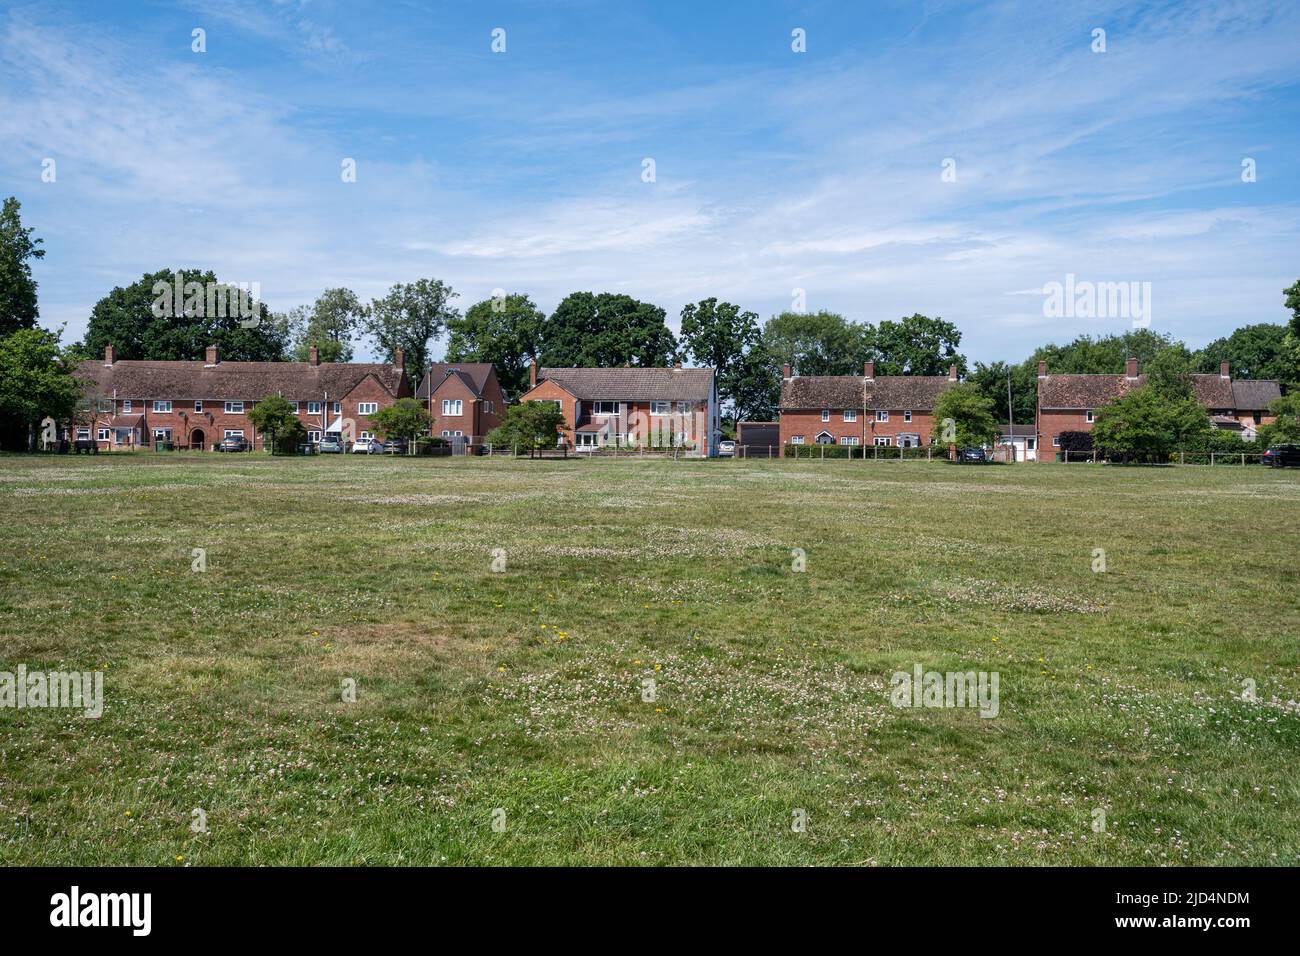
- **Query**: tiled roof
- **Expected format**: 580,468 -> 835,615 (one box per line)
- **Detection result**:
1230,379 -> 1282,411
1037,374 -> 1144,409
1000,423 -> 1036,437
75,359 -> 405,402
1190,374 -> 1235,408
536,367 -> 715,402
779,375 -> 954,411
415,363 -> 497,399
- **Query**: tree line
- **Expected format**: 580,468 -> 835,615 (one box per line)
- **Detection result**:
2,194 -> 1300,451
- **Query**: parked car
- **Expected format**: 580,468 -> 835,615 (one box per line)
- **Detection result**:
718,440 -> 736,457
350,437 -> 383,454
958,446 -> 988,463
318,436 -> 346,453
218,435 -> 249,452
381,437 -> 409,455
1261,444 -> 1300,467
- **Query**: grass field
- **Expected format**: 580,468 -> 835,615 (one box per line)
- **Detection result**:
1,452 -> 1298,866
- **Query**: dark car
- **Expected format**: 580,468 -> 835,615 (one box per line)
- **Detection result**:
958,446 -> 988,463
218,435 -> 249,452
1261,444 -> 1300,467
381,437 -> 409,455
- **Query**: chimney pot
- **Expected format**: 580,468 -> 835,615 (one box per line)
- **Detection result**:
783,364 -> 792,380
308,346 -> 320,366
1126,356 -> 1138,378
948,364 -> 958,381
1220,361 -> 1230,379
864,361 -> 874,379
104,344 -> 115,366
205,344 -> 219,366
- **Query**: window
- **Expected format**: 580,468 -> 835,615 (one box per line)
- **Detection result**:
821,409 -> 830,422
1085,410 -> 1094,423
76,428 -> 90,440
332,402 -> 340,415
441,399 -> 463,416
152,400 -> 172,413
358,402 -> 379,415
1027,439 -> 1036,449
153,428 -> 172,441
289,401 -> 300,413
483,401 -> 493,414
122,400 -> 132,413
223,429 -> 244,438
876,410 -> 889,422
96,428 -> 109,441
194,401 -> 203,413
843,409 -> 857,422
225,401 -> 244,414
360,431 -> 372,440
308,430 -> 321,443
839,436 -> 860,446
676,401 -> 691,414
307,401 -> 322,415
650,401 -> 671,415
577,433 -> 599,447
874,436 -> 892,446
441,430 -> 450,437
1052,436 -> 1061,447
453,430 -> 463,437
790,435 -> 805,445
903,410 -> 912,423
593,401 -> 619,416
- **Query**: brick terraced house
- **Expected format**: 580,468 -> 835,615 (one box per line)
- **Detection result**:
414,362 -> 507,452
517,362 -> 720,455
72,344 -> 411,451
1036,358 -> 1282,452
778,361 -> 959,455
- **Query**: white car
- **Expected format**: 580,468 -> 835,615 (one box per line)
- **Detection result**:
350,437 -> 380,454
718,440 -> 737,457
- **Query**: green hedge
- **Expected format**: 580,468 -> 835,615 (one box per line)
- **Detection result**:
783,443 -> 935,460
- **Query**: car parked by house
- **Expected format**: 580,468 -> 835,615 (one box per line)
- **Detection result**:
718,439 -> 736,457
381,437 -> 409,455
318,435 -> 346,453
958,446 -> 988,463
218,435 -> 249,452
1262,444 -> 1300,467
350,437 -> 382,454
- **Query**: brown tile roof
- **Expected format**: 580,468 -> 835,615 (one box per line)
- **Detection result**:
1037,374 -> 1144,409
415,363 -> 497,399
780,375 -> 954,411
75,359 -> 405,402
1230,379 -> 1282,411
108,414 -> 144,428
536,367 -> 715,402
1189,374 -> 1235,408
1000,423 -> 1036,437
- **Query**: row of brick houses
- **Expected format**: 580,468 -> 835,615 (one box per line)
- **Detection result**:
72,344 -> 412,451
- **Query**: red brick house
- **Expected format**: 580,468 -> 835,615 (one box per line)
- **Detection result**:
517,362 -> 720,455
414,362 -> 507,451
72,344 -> 411,451
1036,358 -> 1282,452
778,361 -> 958,455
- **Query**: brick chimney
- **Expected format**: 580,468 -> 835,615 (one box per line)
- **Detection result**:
308,345 -> 319,366
1220,361 -> 1230,380
1038,360 -> 1047,378
864,361 -> 874,380
394,346 -> 404,372
948,364 -> 958,382
205,344 -> 219,366
104,344 -> 115,366
530,359 -> 538,388
674,360 -> 682,369
1125,356 -> 1138,379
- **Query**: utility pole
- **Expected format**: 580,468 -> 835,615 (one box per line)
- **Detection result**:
1006,368 -> 1015,461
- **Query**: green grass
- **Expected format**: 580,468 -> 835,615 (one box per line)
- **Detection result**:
1,452 -> 1298,865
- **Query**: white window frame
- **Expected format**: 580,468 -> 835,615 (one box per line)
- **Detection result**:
790,435 -> 805,445
307,401 -> 322,415
1085,410 -> 1094,423
308,430 -> 321,443
223,429 -> 245,438
843,409 -> 856,422
874,436 -> 892,446
358,402 -> 379,415
225,401 -> 244,414
1052,436 -> 1061,447
122,400 -> 132,413
194,401 -> 203,413
821,409 -> 830,422
95,428 -> 109,441
904,410 -> 913,422
838,436 -> 860,446
593,401 -> 619,416
359,430 -> 372,440
332,402 -> 341,415
650,401 -> 671,416
440,399 -> 463,416
876,410 -> 889,423
152,400 -> 172,413
676,401 -> 691,414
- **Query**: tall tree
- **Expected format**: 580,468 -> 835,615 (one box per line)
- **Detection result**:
445,293 -> 545,396
82,268 -> 287,362
288,288 -> 365,363
365,278 -> 459,385
931,382 -> 1000,450
0,328 -> 82,450
1193,323 -> 1289,381
969,360 -> 1036,426
1030,330 -> 1187,376
1092,387 -> 1210,462
678,298 -> 768,422
540,292 -> 676,368
761,310 -> 871,377
874,313 -> 966,376
1282,280 -> 1300,387
0,197 -> 45,336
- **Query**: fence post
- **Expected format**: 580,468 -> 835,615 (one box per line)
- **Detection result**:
1179,451 -> 1184,465
1240,453 -> 1245,466
1210,452 -> 1216,466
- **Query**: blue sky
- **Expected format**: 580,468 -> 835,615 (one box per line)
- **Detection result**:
3,0 -> 1299,363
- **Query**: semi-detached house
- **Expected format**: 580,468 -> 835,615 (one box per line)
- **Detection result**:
72,344 -> 411,451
